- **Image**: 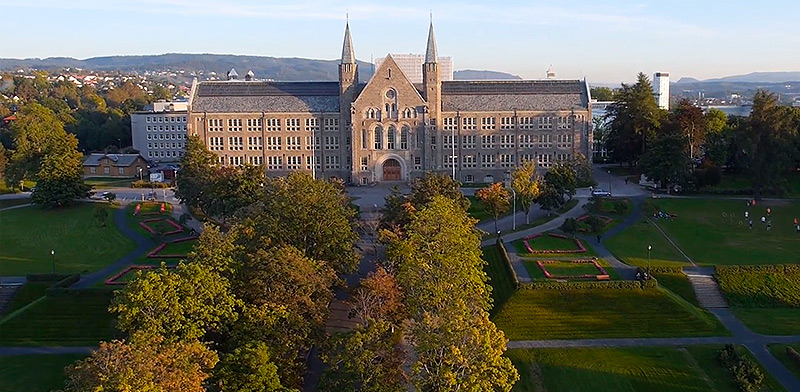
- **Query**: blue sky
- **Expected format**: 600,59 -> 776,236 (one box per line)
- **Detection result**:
1,0 -> 798,83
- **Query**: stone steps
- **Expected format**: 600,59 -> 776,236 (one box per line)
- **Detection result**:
686,274 -> 729,309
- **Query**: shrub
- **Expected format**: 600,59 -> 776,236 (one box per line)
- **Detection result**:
614,200 -> 629,214
716,265 -> 800,307
787,347 -> 800,366
131,180 -> 169,189
717,344 -> 764,392
585,215 -> 606,233
519,279 -> 656,291
560,218 -> 579,236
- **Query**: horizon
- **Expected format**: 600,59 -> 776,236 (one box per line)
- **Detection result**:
1,0 -> 799,84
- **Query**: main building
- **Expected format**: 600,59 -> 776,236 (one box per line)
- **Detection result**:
187,21 -> 592,184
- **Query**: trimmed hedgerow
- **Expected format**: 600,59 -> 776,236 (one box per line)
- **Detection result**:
519,279 -> 656,291
716,265 -> 800,308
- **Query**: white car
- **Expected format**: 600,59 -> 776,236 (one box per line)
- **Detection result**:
591,189 -> 612,197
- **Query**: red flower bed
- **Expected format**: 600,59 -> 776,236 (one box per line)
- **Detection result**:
536,258 -> 608,280
105,265 -> 176,285
522,233 -> 587,254
139,218 -> 184,237
146,235 -> 199,259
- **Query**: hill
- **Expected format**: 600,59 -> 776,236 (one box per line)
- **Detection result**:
453,69 -> 521,80
676,71 -> 800,84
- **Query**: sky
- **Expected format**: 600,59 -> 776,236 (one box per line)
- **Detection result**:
1,0 -> 798,84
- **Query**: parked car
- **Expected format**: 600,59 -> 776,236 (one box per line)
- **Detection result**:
591,188 -> 612,197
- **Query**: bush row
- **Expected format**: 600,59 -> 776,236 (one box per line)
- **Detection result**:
646,266 -> 685,274
25,274 -> 72,282
519,279 -> 656,291
715,265 -> 800,308
496,239 -> 519,287
131,180 -> 170,189
717,345 -> 764,392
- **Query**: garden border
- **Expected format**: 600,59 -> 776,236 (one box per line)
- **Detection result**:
522,232 -> 587,254
536,258 -> 610,280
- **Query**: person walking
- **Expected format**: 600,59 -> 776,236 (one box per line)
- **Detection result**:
596,234 -> 601,244
749,220 -> 753,229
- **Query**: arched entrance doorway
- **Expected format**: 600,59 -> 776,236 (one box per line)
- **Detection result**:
382,159 -> 401,181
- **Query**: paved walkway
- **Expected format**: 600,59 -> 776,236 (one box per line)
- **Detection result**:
0,346 -> 95,356
71,206 -> 155,289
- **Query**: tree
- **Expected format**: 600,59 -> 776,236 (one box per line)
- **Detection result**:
408,304 -> 518,392
6,103 -> 71,187
568,152 -> 594,187
639,128 -> 691,189
476,182 -> 511,234
671,99 -> 706,160
536,182 -> 564,214
705,108 -> 728,135
64,334 -> 218,392
560,217 -> 578,237
510,159 -> 541,224
216,341 -> 293,392
388,196 -> 490,317
203,164 -> 265,219
30,133 -> 90,207
0,143 -> 6,185
606,73 -> 664,166
175,135 -> 218,212
93,205 -> 109,227
742,90 -> 799,198
241,172 -> 360,274
544,162 -> 577,202
407,172 -> 470,211
590,86 -> 616,101
111,262 -> 239,342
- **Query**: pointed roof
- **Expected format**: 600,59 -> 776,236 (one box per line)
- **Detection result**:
341,21 -> 356,64
425,19 -> 438,63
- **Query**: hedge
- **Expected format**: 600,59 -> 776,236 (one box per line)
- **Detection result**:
519,279 -> 657,291
646,266 -> 685,274
25,274 -> 72,282
716,265 -> 800,308
788,347 -> 800,367
496,239 -> 519,287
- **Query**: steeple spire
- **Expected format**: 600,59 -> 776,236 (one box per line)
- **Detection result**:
341,20 -> 356,64
425,15 -> 438,64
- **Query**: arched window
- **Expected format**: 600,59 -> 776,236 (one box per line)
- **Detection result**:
367,108 -> 374,119
391,103 -> 397,118
374,126 -> 383,150
361,129 -> 367,149
387,126 -> 396,149
400,126 -> 409,149
385,103 -> 390,117
403,108 -> 411,118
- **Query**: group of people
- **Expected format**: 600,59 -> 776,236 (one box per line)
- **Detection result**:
743,201 -> 800,232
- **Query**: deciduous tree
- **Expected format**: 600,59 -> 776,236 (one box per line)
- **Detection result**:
511,159 -> 541,224
175,135 -> 218,212
215,341 -> 293,392
476,182 -> 511,234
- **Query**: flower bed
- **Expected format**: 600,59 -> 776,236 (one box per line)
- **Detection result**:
537,258 -> 609,281
522,233 -> 587,254
105,265 -> 175,285
139,218 -> 184,236
147,235 -> 199,259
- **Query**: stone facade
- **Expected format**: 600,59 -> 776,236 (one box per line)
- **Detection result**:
188,21 -> 592,184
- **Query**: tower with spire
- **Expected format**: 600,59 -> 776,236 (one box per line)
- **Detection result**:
339,18 -> 358,131
422,15 -> 441,124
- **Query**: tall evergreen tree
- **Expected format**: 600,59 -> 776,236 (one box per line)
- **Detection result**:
606,72 -> 664,166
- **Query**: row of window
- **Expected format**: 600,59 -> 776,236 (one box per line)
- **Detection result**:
89,167 -> 129,175
208,136 -> 350,151
363,130 -> 573,151
147,150 -> 183,159
145,116 -> 186,123
146,133 -> 186,140
439,152 -> 571,169
147,125 -> 187,132
365,106 -> 419,120
147,142 -> 184,150
442,116 -> 578,131
202,117 -> 341,132
221,155 -> 349,171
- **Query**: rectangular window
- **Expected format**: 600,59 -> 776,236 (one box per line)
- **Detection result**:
500,116 -> 514,130
324,155 -> 340,169
323,117 -> 339,132
463,155 -> 477,168
464,174 -> 474,183
481,117 -> 496,130
267,156 -> 283,170
443,154 -> 458,168
538,116 -> 553,130
430,135 -> 436,149
305,136 -> 320,150
537,153 -> 552,168
209,137 -> 225,151
519,134 -> 535,149
104,167 -> 110,174
481,154 -> 496,168
267,136 -> 282,150
558,116 -> 572,129
360,157 -> 368,171
374,130 -> 383,150
246,118 -> 262,132
227,118 -> 243,132
500,154 -> 515,168
208,118 -> 224,132
520,153 -> 534,163
443,117 -> 457,131
500,134 -> 515,149
286,156 -> 302,170
306,156 -> 320,170
538,134 -> 552,148
481,134 -> 496,149
266,118 -> 281,132
248,156 -> 264,165
556,134 -> 573,148
461,135 -> 476,149
247,136 -> 263,150
325,136 -> 340,150
228,136 -> 244,151
414,156 -> 422,170
443,135 -> 455,149
304,118 -> 319,132
462,117 -> 476,130
287,136 -> 302,150
361,130 -> 367,149
90,167 -> 97,174
287,118 -> 301,131
400,130 -> 408,149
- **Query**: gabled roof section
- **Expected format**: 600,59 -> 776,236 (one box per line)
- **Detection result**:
192,81 -> 341,113
440,80 -> 589,112
341,22 -> 356,64
354,54 -> 426,105
84,153 -> 144,167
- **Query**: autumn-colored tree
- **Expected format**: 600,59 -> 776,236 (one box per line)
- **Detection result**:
511,159 -> 541,224
476,182 -> 511,234
64,334 -> 218,392
380,172 -> 469,231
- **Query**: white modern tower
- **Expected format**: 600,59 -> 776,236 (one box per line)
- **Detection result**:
653,72 -> 670,110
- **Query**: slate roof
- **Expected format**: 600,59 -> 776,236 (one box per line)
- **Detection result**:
191,81 -> 341,113
84,153 -> 143,167
441,80 -> 589,112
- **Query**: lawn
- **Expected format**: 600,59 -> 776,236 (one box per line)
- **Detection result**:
729,307 -> 800,335
523,259 -> 619,281
647,199 -> 800,265
158,238 -> 198,255
0,354 -> 86,392
482,244 -> 517,315
653,272 -> 700,307
493,287 -> 727,340
768,344 -> 800,380
507,346 -> 785,392
467,195 -> 493,222
0,197 -> 32,209
605,219 -> 691,267
85,177 -> 134,189
0,203 -> 136,275
512,233 -> 586,254
0,290 -> 116,346
2,281 -> 54,315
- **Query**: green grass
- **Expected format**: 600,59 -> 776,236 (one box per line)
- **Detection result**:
482,244 -> 517,315
467,195 -> 493,222
654,272 -> 700,307
0,354 -> 86,392
159,239 -> 197,255
507,345 -> 785,392
493,288 -> 727,340
512,234 -> 585,253
768,344 -> 800,380
716,266 -> 800,308
557,198 -> 579,213
85,177 -> 134,188
729,307 -> 800,335
523,259 -> 614,281
605,219 -> 691,267
0,203 -> 136,275
0,291 -> 116,346
2,282 -> 54,315
648,199 -> 800,265
0,197 -> 32,209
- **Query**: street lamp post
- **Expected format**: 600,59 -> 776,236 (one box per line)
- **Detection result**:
608,170 -> 612,194
50,250 -> 55,275
647,244 -> 652,275
511,189 -> 517,231
138,167 -> 143,181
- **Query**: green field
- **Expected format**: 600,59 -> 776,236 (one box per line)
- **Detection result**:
159,238 -> 198,255
0,291 -> 116,346
648,199 -> 800,265
512,234 -> 586,254
85,177 -> 134,189
715,265 -> 800,334
653,272 -> 700,307
493,287 -> 727,340
0,203 -> 136,275
729,307 -> 800,335
0,354 -> 86,392
606,219 -> 690,267
507,345 -> 786,392
0,197 -> 33,209
768,344 -> 800,380
523,259 -> 619,281
2,281 -> 54,315
482,244 -> 517,315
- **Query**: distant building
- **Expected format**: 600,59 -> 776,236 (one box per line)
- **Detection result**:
83,153 -> 148,178
653,72 -> 669,110
375,54 -> 453,83
590,100 -> 613,159
187,20 -> 592,184
131,101 -> 188,163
